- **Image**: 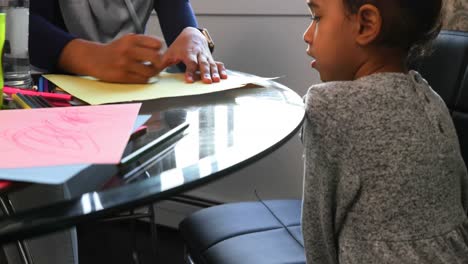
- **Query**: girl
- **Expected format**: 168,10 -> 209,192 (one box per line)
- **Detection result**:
301,0 -> 468,263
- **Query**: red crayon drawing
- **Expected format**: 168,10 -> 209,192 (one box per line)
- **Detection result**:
0,104 -> 141,169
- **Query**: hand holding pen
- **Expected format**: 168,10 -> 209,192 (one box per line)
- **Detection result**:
58,34 -> 164,84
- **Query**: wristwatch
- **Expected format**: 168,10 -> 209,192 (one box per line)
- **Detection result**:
198,28 -> 215,53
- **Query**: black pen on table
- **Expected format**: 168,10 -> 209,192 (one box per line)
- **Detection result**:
120,121 -> 190,166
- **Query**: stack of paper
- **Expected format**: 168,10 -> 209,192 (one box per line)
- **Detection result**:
45,72 -> 270,105
0,104 -> 146,184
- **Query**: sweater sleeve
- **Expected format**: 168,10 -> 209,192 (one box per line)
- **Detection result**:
29,0 -> 77,71
153,0 -> 198,47
301,85 -> 361,264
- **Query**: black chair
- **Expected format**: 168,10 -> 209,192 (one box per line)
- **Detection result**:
179,30 -> 468,264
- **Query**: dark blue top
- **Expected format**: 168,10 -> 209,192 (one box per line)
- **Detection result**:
29,0 -> 198,71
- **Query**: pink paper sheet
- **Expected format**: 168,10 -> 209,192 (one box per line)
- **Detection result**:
0,103 -> 141,168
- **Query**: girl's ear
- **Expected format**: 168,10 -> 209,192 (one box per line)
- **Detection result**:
355,4 -> 382,45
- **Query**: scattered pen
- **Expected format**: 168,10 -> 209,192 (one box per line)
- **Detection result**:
16,93 -> 39,108
120,121 -> 190,166
30,95 -> 53,108
36,96 -> 53,107
27,95 -> 46,108
3,86 -> 72,101
12,94 -> 31,109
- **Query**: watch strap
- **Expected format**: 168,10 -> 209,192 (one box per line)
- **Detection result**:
198,28 -> 215,53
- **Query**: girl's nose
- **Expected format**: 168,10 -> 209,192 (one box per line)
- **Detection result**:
303,23 -> 314,44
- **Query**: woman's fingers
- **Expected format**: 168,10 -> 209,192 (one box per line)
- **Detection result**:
216,62 -> 228,79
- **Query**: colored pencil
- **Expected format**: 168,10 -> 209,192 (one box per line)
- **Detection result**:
16,93 -> 40,108
12,94 -> 31,109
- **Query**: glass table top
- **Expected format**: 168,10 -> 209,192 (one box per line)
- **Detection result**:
0,71 -> 305,243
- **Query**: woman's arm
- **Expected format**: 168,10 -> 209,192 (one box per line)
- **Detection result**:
30,0 -> 163,83
29,0 -> 77,71
30,0 -> 195,73
153,0 -> 198,47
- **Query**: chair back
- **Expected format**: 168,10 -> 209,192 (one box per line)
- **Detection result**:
410,30 -> 468,164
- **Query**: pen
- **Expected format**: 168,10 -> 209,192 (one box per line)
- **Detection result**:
123,0 -> 144,34
29,95 -> 53,108
120,121 -> 190,166
3,86 -> 72,101
16,93 -> 40,108
36,96 -> 53,107
27,95 -> 45,108
12,94 -> 31,109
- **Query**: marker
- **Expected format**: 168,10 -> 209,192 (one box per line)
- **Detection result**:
3,86 -> 72,101
120,121 -> 189,166
38,77 -> 43,92
130,125 -> 148,140
0,13 -> 5,110
43,78 -> 49,92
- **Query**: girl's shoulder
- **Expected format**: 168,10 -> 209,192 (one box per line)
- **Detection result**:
305,72 -> 417,110
304,80 -> 363,130
304,72 -> 421,131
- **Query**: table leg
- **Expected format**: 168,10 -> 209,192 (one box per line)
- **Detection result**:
148,204 -> 159,261
0,195 -> 34,264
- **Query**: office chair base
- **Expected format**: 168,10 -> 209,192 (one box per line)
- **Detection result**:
184,247 -> 196,264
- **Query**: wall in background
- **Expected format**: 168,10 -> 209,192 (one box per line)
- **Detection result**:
443,0 -> 468,31
146,1 -> 320,223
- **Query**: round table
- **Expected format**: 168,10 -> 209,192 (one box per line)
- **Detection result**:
0,71 -> 305,243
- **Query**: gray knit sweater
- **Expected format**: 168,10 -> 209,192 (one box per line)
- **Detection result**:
302,71 -> 468,264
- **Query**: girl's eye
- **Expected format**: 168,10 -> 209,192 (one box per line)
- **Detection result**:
310,15 -> 321,22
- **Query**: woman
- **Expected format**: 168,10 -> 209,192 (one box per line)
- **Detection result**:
30,0 -> 227,84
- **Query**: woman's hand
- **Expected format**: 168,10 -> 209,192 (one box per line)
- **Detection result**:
161,27 -> 228,84
59,34 -> 164,84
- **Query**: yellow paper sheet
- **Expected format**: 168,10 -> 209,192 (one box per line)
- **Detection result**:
44,72 -> 269,105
